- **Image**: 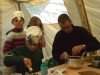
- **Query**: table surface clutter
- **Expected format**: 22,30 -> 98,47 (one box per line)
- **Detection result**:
36,61 -> 100,75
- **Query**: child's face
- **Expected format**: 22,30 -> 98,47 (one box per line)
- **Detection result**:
12,17 -> 25,29
26,41 -> 38,51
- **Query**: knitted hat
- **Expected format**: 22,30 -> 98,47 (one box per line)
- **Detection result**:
25,26 -> 42,45
12,11 -> 24,21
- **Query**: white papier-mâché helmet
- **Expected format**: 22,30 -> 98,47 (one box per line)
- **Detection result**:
12,11 -> 24,21
25,26 -> 42,45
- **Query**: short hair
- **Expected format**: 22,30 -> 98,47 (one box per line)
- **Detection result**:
58,14 -> 70,24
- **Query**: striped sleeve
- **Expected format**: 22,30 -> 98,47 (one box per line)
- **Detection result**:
3,31 -> 26,54
3,36 -> 13,54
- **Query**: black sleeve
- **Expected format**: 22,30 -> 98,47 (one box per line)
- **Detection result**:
79,27 -> 100,52
52,31 -> 65,64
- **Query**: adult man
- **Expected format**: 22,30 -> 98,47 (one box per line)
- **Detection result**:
3,26 -> 43,75
52,14 -> 100,64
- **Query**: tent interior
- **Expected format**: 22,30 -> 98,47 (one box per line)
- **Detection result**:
0,0 -> 100,69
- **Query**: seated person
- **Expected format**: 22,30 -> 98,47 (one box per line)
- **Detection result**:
52,14 -> 100,64
3,26 -> 43,75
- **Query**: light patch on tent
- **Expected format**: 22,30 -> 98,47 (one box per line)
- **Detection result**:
24,0 -> 68,23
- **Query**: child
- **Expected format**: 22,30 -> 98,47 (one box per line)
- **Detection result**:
3,26 -> 43,75
2,11 -> 26,75
3,11 -> 26,54
27,16 -> 46,50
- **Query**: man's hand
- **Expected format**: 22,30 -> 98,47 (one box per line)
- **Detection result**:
60,52 -> 69,60
24,58 -> 32,68
72,45 -> 85,55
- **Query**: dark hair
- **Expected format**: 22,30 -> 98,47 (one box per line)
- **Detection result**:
27,16 -> 43,29
58,14 -> 70,24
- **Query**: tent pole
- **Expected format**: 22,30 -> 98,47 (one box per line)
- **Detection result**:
75,0 -> 92,33
75,0 -> 97,54
17,2 -> 21,11
14,1 -> 21,11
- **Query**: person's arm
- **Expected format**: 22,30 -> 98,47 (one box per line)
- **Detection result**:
72,27 -> 100,55
52,31 -> 65,63
40,28 -> 46,47
40,33 -> 46,47
3,33 -> 13,54
3,48 -> 24,67
81,28 -> 100,51
85,37 -> 100,51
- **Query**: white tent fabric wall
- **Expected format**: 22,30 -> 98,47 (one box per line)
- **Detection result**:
83,0 -> 100,42
1,0 -> 16,66
63,0 -> 82,26
24,0 -> 68,23
42,24 -> 60,59
0,0 -> 2,66
83,0 -> 100,53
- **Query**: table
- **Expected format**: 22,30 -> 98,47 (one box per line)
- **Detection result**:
36,62 -> 100,75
